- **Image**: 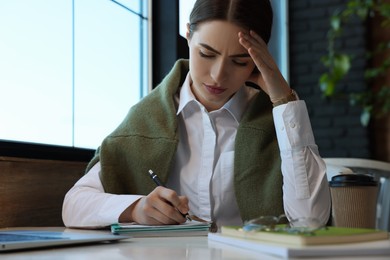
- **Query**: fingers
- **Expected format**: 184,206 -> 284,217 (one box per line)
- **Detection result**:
239,31 -> 267,57
153,188 -> 189,221
239,30 -> 291,100
131,186 -> 189,225
238,32 -> 263,70
238,31 -> 270,93
177,195 -> 189,215
238,31 -> 275,70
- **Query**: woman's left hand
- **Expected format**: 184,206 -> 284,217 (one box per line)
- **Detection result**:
238,30 -> 291,103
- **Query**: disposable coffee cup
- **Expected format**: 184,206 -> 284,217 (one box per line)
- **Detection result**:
329,174 -> 378,229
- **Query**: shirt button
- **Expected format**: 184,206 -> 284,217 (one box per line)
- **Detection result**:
289,122 -> 296,128
281,126 -> 285,131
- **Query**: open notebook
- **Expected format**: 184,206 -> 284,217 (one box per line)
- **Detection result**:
0,230 -> 128,252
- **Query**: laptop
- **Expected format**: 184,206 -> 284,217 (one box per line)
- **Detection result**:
0,229 -> 128,252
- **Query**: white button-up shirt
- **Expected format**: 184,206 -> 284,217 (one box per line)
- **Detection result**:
62,74 -> 331,228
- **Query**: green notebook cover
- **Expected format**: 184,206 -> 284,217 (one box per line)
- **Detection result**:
221,225 -> 389,246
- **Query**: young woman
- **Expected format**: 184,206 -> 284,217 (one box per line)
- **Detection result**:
62,0 -> 331,229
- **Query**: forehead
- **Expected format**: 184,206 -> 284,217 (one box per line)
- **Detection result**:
190,20 -> 249,53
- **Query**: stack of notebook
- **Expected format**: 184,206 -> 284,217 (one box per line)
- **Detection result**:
111,220 -> 210,237
208,225 -> 390,258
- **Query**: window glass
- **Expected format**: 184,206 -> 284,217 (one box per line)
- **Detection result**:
0,0 -> 148,149
112,0 -> 140,12
74,0 -> 142,148
0,0 -> 73,146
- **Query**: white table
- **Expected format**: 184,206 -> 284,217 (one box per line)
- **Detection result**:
1,227 -> 389,260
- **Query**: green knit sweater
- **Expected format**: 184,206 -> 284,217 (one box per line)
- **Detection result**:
87,59 -> 283,222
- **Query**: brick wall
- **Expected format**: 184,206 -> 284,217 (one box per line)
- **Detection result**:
289,0 -> 371,158
369,5 -> 390,162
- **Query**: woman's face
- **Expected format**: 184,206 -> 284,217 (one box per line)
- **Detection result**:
187,20 -> 256,111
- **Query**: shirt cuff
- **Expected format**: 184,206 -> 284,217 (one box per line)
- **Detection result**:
273,100 -> 316,151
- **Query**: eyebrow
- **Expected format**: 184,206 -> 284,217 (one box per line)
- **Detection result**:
199,43 -> 250,58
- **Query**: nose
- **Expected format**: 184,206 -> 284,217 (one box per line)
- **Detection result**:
210,59 -> 228,83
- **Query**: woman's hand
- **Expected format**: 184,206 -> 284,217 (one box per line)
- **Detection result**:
119,186 -> 189,225
238,30 -> 291,103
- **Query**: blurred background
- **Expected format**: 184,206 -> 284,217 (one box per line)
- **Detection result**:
0,0 -> 389,163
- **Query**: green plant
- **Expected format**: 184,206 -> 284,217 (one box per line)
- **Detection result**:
319,0 -> 390,126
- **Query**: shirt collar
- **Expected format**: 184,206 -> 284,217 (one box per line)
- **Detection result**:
177,73 -> 257,123
177,73 -> 197,115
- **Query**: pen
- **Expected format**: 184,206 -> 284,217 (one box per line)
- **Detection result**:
148,169 -> 192,221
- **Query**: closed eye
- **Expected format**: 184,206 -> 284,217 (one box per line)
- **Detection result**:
233,60 -> 248,66
199,51 -> 215,58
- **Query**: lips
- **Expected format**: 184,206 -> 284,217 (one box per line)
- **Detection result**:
204,84 -> 227,95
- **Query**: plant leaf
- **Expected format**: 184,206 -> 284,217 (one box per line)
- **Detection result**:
330,15 -> 341,31
333,54 -> 351,80
319,73 -> 335,96
360,107 -> 371,126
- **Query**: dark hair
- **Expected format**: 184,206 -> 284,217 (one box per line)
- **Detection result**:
188,0 -> 273,43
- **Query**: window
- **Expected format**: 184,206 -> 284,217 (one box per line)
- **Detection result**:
0,0 -> 149,150
268,0 -> 289,82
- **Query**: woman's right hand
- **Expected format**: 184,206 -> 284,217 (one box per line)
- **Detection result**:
119,186 -> 189,225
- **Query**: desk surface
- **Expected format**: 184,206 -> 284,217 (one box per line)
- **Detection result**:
1,227 -> 389,260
